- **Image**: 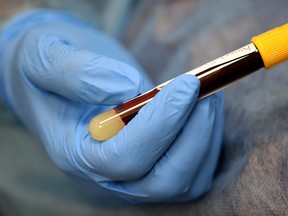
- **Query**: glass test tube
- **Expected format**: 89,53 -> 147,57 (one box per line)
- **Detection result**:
89,24 -> 288,141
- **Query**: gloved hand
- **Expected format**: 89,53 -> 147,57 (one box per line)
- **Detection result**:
0,10 -> 224,203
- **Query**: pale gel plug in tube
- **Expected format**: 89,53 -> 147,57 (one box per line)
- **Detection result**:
89,23 -> 288,141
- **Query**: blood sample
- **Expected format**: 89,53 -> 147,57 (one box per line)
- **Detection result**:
89,24 -> 288,141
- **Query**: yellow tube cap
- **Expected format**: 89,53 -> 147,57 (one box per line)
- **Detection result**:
251,23 -> 288,69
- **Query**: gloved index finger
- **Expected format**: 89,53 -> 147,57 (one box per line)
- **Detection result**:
80,75 -> 200,181
19,24 -> 144,105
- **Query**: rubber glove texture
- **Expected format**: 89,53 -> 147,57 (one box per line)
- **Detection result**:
0,10 -> 224,203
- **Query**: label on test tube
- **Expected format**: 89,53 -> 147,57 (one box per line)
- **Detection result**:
156,43 -> 258,89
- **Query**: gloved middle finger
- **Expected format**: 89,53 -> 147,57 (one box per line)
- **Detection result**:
102,95 -> 217,202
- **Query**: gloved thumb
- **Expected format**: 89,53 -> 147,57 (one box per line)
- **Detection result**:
19,34 -> 144,105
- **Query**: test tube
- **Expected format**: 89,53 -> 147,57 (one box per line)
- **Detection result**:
89,24 -> 288,141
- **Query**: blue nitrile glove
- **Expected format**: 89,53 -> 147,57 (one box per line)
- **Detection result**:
0,10 -> 224,203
